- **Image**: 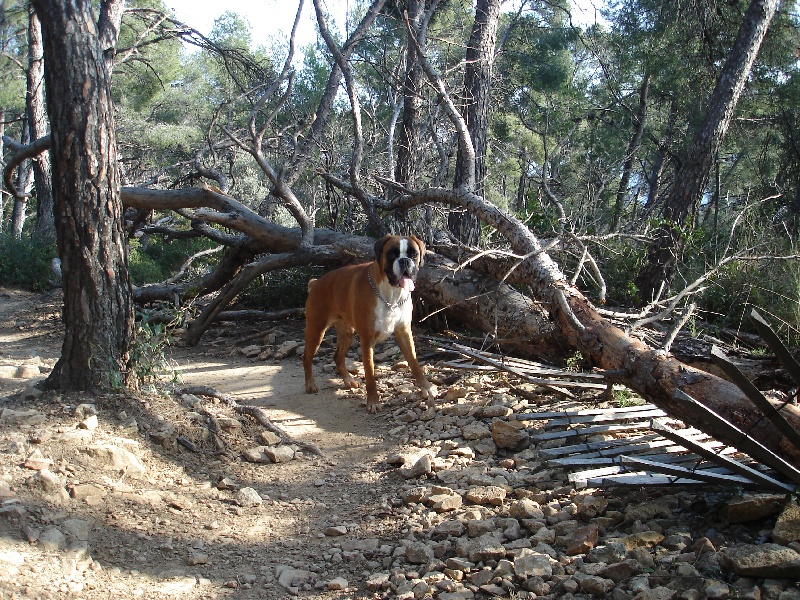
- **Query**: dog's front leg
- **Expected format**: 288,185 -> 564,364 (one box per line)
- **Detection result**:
395,325 -> 438,402
360,339 -> 381,413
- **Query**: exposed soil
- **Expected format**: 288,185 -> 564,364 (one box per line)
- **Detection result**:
0,287 -> 432,598
0,288 -> 798,600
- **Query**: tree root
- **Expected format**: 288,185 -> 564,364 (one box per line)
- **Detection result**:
175,385 -> 325,457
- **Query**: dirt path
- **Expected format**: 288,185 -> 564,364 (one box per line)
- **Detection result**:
2,289 -> 799,600
0,288 -> 421,599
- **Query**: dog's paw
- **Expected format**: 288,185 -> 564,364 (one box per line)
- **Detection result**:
419,382 -> 438,400
343,375 -> 360,390
305,381 -> 319,394
366,401 -> 381,414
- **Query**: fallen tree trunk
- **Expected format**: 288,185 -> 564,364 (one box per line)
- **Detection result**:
377,185 -> 800,467
121,186 -> 562,357
123,185 -> 800,467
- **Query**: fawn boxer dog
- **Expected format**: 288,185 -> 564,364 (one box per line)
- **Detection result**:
303,234 -> 438,413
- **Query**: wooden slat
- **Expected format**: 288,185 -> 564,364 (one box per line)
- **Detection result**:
538,432 -> 712,459
545,445 -> 738,468
530,421 -> 651,441
618,455 -> 758,487
541,409 -> 666,428
518,404 -> 662,421
651,419 -> 793,492
750,309 -> 800,388
673,389 -> 800,485
711,345 -> 800,453
447,344 -> 577,398
584,473 -> 704,486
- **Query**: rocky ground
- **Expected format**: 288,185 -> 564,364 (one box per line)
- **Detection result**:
0,287 -> 799,600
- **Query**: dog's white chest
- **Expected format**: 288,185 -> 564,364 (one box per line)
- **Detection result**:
374,300 -> 412,343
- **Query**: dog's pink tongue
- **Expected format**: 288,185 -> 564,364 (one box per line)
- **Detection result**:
399,276 -> 415,292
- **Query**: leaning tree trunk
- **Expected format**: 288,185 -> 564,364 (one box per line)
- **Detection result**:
27,9 -> 55,245
448,0 -> 501,245
382,185 -> 800,467
33,0 -> 134,391
635,0 -> 779,303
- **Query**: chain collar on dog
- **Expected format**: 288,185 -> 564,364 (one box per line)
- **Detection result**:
368,271 -> 410,310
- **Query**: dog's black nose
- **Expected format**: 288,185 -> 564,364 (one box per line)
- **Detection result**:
399,257 -> 413,272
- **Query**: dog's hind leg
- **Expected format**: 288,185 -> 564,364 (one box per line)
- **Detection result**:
303,316 -> 327,394
333,321 -> 359,390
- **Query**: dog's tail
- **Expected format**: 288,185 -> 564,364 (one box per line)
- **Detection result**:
307,278 -> 318,292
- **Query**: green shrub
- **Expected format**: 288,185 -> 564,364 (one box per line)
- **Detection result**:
128,236 -> 217,286
0,235 -> 56,291
238,266 -> 329,310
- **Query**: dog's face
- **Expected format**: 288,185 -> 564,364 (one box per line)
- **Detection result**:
374,234 -> 426,291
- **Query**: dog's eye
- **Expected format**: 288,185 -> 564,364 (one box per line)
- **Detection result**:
408,250 -> 417,258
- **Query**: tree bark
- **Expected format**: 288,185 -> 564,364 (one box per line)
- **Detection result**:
635,0 -> 779,303
393,0 -> 424,234
27,9 -> 55,245
448,0 -> 501,245
611,73 -> 649,232
10,115 -> 31,239
33,0 -> 134,391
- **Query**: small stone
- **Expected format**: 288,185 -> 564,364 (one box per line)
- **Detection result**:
327,577 -> 348,590
576,573 -> 615,596
432,520 -> 466,540
242,447 -> 271,463
402,486 -> 429,503
239,345 -> 262,358
259,431 -> 281,446
720,543 -> 800,578
365,573 -> 390,591
772,502 -> 800,545
468,533 -> 506,563
465,485 -> 506,506
601,559 -> 642,583
79,415 -> 99,430
81,443 -> 146,478
69,483 -> 108,500
264,446 -> 296,463
275,340 -> 301,359
632,587 -> 675,600
430,493 -> 463,512
704,580 -> 730,600
61,518 -> 91,541
400,454 -> 432,478
235,487 -> 263,507
462,423 -> 491,440
514,550 -> 552,577
491,419 -> 529,450
509,498 -> 544,520
23,450 -> 52,471
565,524 -> 599,556
38,527 -> 66,552
405,541 -> 435,564
727,494 -> 785,523
620,531 -> 665,550
444,387 -> 469,401
276,566 -> 313,590
325,525 -> 347,536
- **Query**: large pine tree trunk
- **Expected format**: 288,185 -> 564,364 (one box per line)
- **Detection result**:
33,0 -> 134,391
635,0 -> 779,303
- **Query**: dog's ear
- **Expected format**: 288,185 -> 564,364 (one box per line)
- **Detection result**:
409,235 -> 426,267
374,234 -> 393,261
